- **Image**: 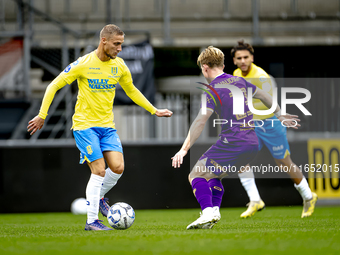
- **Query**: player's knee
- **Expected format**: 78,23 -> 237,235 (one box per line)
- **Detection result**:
98,169 -> 106,177
111,163 -> 124,174
189,170 -> 202,181
89,165 -> 106,177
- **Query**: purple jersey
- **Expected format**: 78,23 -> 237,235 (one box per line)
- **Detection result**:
203,73 -> 258,144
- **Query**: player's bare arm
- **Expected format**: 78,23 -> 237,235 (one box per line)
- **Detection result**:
27,116 -> 45,135
155,109 -> 173,117
172,110 -> 213,168
253,88 -> 301,129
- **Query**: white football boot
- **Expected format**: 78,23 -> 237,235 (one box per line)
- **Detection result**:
203,206 -> 221,229
187,207 -> 220,230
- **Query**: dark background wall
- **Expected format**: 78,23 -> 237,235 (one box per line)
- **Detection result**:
153,45 -> 340,78
34,45 -> 340,81
0,100 -> 30,139
0,142 -> 308,213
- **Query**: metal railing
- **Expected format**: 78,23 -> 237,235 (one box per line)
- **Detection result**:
2,0 -> 340,46
3,0 -> 153,141
5,0 -> 83,140
4,0 -> 340,20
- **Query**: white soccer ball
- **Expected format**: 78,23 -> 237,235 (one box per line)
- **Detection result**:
107,202 -> 135,230
71,198 -> 87,215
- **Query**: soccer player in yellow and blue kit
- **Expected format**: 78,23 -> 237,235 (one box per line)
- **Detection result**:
231,40 -> 317,218
27,24 -> 173,230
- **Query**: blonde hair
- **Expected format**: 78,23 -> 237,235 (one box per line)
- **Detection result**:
197,46 -> 224,68
100,24 -> 124,40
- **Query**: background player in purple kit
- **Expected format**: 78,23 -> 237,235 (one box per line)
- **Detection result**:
171,46 -> 299,230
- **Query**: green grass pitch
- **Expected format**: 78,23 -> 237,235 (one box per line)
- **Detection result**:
0,206 -> 339,255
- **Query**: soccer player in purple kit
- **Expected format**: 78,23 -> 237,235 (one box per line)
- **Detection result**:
172,46 -> 299,230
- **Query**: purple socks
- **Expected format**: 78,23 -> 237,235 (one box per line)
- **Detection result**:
191,178 -> 213,211
208,178 -> 224,207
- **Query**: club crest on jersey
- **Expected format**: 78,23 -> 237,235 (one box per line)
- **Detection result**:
111,67 -> 118,75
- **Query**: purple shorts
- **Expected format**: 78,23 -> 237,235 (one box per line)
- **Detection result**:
198,137 -> 258,178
